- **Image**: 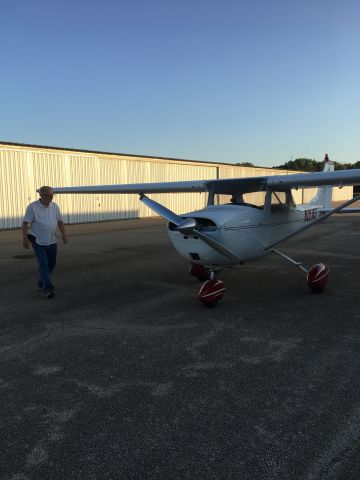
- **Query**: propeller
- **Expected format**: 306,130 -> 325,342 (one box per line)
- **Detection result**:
139,194 -> 242,264
140,194 -> 183,226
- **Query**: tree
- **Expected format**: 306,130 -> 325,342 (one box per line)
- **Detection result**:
273,158 -> 360,195
273,158 -> 322,171
236,162 -> 254,167
274,158 -> 360,172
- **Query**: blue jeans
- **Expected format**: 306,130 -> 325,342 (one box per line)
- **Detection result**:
31,240 -> 57,291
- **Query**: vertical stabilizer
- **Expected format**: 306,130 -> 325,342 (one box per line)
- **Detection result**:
307,154 -> 334,208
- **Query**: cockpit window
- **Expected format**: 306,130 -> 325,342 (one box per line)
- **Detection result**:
270,191 -> 296,213
216,192 -> 266,209
213,190 -> 296,212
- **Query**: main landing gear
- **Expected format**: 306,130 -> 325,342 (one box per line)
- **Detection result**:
189,264 -> 226,308
272,248 -> 329,293
189,249 -> 329,308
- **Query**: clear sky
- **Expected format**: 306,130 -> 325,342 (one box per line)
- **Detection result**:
1,0 -> 359,167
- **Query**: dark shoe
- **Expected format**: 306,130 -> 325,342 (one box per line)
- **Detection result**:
45,288 -> 55,299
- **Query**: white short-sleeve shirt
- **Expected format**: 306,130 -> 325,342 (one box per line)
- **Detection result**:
24,200 -> 63,245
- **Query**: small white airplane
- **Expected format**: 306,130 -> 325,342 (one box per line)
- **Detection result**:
54,155 -> 360,307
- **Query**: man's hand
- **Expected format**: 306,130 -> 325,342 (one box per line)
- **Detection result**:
62,234 -> 68,244
23,239 -> 30,249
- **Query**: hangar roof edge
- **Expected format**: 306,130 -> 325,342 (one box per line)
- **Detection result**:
0,140 -> 272,171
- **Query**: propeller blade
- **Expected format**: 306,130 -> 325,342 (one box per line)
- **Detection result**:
193,229 -> 242,264
178,217 -> 197,236
140,194 -> 183,226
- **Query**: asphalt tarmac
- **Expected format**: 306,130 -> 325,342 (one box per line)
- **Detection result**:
1,214 -> 360,480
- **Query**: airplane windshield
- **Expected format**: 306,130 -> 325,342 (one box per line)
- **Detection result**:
213,190 -> 296,212
216,192 -> 267,209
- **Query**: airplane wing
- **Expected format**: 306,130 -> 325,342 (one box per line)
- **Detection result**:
53,169 -> 360,195
267,169 -> 360,190
53,168 -> 360,261
207,169 -> 360,194
53,180 -> 209,194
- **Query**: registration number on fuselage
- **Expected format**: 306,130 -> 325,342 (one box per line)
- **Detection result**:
304,208 -> 317,222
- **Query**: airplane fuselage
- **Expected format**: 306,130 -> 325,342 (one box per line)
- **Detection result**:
167,203 -> 321,267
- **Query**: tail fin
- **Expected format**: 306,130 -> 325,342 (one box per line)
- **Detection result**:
307,154 -> 334,208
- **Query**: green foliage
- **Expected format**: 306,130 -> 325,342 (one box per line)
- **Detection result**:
273,158 -> 360,172
273,158 -> 322,171
273,158 -> 360,195
335,161 -> 360,170
236,162 -> 254,167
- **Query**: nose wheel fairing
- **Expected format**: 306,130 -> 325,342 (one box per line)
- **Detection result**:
189,265 -> 227,307
198,279 -> 226,308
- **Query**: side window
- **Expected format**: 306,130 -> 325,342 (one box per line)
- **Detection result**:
243,192 -> 266,209
271,191 -> 295,213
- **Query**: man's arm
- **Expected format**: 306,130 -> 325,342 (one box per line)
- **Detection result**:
22,203 -> 34,249
22,222 -> 30,249
58,220 -> 68,244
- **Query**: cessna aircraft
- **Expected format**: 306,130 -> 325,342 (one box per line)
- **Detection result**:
54,156 -> 360,307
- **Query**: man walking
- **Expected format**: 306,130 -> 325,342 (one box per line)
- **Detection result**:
22,186 -> 68,298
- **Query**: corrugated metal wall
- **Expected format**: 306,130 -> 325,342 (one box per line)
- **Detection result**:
0,143 -> 352,230
0,149 -> 30,230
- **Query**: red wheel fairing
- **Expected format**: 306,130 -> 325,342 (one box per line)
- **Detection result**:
198,279 -> 226,306
189,264 -> 210,281
307,263 -> 329,293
